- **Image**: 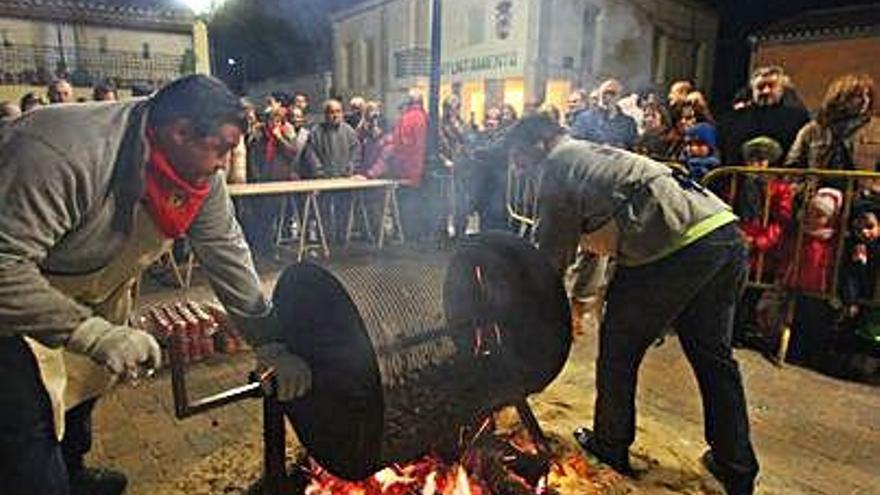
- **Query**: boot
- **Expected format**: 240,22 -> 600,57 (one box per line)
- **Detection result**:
701,451 -> 755,495
573,427 -> 638,477
69,467 -> 128,495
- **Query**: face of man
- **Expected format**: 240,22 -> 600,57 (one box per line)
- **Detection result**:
49,81 -> 73,104
752,73 -> 784,107
291,108 -> 307,130
599,81 -> 622,110
294,95 -> 308,111
162,122 -> 242,186
325,101 -> 344,126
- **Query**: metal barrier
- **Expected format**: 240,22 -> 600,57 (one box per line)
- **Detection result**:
702,166 -> 880,364
506,163 -> 540,238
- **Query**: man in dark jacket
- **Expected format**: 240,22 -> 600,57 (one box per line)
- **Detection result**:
719,66 -> 810,165
506,115 -> 760,495
304,99 -> 361,178
570,79 -> 638,150
0,75 -> 311,495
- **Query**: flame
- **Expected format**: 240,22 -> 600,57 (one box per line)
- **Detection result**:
304,431 -> 598,494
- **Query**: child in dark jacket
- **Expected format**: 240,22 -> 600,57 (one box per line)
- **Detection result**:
838,198 -> 880,357
682,122 -> 720,182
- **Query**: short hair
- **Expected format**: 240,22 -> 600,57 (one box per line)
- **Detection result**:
47,78 -> 71,92
19,92 -> 43,112
407,88 -> 424,106
92,81 -> 116,101
147,75 -> 246,136
751,66 -> 785,83
270,91 -> 290,107
323,98 -> 343,113
505,114 -> 565,148
131,82 -> 154,97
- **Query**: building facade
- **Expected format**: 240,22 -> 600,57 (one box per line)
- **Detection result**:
332,0 -> 717,123
0,0 -> 205,93
751,5 -> 880,112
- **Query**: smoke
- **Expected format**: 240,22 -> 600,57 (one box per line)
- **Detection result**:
593,2 -> 653,93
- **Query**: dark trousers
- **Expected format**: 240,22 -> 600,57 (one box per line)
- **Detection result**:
592,224 -> 759,492
0,338 -> 98,495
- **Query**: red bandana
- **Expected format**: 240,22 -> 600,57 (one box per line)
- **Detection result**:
143,139 -> 211,239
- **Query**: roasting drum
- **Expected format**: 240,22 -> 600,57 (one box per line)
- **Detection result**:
272,232 -> 571,480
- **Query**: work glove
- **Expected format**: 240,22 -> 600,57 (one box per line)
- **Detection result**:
67,317 -> 162,375
253,342 -> 312,402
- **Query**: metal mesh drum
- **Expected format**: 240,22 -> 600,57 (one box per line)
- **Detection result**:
272,232 -> 571,480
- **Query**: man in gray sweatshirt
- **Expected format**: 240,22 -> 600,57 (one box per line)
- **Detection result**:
505,115 -> 759,495
0,75 -> 311,495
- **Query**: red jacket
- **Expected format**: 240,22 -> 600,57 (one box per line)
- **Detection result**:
740,179 -> 794,275
367,104 -> 428,186
782,234 -> 836,293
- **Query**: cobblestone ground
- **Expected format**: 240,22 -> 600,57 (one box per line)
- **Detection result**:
88,247 -> 880,495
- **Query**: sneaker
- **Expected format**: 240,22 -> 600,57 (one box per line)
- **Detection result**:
701,451 -> 754,495
573,427 -> 638,477
69,467 -> 128,495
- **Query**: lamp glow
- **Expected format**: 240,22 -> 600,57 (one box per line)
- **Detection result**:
182,0 -> 219,16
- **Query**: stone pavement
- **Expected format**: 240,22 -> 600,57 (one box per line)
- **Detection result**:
87,247 -> 880,495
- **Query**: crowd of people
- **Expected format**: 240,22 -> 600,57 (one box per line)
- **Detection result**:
3,67 -> 878,371
0,65 -> 877,495
538,67 -> 878,374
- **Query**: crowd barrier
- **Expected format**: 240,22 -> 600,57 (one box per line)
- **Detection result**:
506,163 -> 880,364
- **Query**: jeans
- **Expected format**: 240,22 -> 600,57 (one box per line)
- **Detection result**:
0,338 -> 98,495
592,223 -> 759,491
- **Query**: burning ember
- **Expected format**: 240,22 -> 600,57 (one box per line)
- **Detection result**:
304,429 -> 596,495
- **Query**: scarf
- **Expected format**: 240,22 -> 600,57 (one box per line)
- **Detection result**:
143,140 -> 211,239
264,123 -> 279,165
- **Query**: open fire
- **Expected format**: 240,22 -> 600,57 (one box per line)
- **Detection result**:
303,424 -> 596,495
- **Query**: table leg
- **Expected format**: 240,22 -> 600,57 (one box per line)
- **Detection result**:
310,192 -> 331,258
390,185 -> 405,244
273,195 -> 288,247
297,194 -> 311,263
378,186 -> 391,249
